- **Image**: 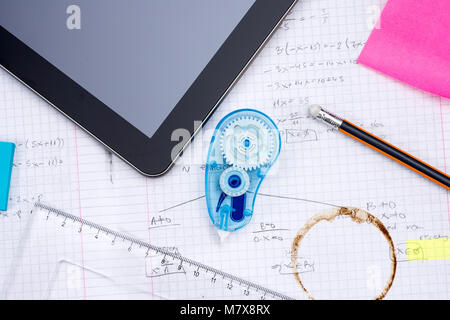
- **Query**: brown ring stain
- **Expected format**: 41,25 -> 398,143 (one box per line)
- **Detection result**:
291,206 -> 397,300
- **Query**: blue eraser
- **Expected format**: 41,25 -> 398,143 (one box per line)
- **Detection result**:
0,142 -> 15,211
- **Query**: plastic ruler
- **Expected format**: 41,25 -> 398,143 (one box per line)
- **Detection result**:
34,202 -> 294,300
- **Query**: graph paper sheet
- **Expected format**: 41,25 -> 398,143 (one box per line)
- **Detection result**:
1,0 -> 449,299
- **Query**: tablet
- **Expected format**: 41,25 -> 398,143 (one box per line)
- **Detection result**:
0,0 -> 297,176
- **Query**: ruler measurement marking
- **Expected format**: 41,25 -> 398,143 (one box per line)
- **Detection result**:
35,202 -> 293,300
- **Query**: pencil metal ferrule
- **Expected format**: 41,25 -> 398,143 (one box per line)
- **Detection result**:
316,108 -> 343,129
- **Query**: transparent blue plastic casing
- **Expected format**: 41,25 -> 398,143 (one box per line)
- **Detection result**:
205,109 -> 281,231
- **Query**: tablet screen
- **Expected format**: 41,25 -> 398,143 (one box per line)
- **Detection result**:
0,0 -> 255,138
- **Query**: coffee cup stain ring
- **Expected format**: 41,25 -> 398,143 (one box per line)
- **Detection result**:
291,206 -> 397,300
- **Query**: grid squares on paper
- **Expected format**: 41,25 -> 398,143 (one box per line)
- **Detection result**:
0,0 -> 449,300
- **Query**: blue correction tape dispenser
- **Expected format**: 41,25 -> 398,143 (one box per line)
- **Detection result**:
205,109 -> 281,232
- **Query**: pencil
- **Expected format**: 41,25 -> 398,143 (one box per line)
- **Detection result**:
309,105 -> 450,190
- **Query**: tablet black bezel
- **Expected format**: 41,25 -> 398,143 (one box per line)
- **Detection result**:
0,0 -> 297,176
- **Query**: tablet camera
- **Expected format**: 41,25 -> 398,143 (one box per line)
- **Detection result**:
205,109 -> 281,232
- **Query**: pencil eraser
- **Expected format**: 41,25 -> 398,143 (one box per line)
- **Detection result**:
309,105 -> 322,118
0,142 -> 15,211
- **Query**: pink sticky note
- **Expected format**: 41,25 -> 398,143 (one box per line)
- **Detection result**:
358,0 -> 450,98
